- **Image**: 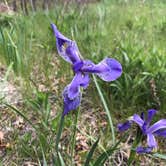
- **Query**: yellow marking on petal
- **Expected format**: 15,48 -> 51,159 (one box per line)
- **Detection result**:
62,42 -> 68,51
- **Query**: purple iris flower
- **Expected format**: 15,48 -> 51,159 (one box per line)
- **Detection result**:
118,109 -> 166,154
51,23 -> 122,116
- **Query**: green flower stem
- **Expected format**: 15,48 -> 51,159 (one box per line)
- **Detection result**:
93,75 -> 115,145
127,128 -> 142,165
71,107 -> 80,165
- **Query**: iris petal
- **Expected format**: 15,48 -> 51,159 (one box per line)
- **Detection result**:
51,23 -> 81,64
65,42 -> 82,63
96,58 -> 122,81
132,114 -> 144,128
147,119 -> 166,133
117,121 -> 131,132
154,130 -> 166,137
136,146 -> 153,154
63,86 -> 81,116
80,74 -> 90,88
81,58 -> 122,81
68,72 -> 90,99
51,23 -> 71,42
147,133 -> 157,148
140,112 -> 145,121
68,74 -> 80,100
146,109 -> 157,126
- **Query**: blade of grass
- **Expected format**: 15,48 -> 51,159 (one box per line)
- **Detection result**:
84,138 -> 100,166
6,30 -> 21,72
93,133 -> 127,166
153,153 -> 166,160
92,74 -> 115,145
4,62 -> 13,81
58,152 -> 66,166
5,103 -> 38,131
55,115 -> 65,152
33,146 -> 42,166
41,145 -> 48,166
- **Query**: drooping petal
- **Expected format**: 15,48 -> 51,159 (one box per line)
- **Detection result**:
117,121 -> 131,132
147,119 -> 166,133
132,114 -> 144,128
67,74 -> 80,100
63,86 -> 81,116
81,58 -> 122,81
79,73 -> 90,88
147,133 -> 157,148
136,146 -> 153,154
146,109 -> 157,126
51,23 -> 81,64
154,130 -> 166,138
68,72 -> 90,99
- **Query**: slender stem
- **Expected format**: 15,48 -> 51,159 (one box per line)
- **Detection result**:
71,108 -> 79,165
56,115 -> 65,152
92,75 -> 115,145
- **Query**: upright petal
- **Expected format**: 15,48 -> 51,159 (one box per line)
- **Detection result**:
132,114 -> 144,128
142,122 -> 148,134
147,119 -> 166,133
68,72 -> 90,99
63,86 -> 81,116
117,121 -> 131,132
140,112 -> 145,121
136,146 -> 153,154
51,23 -> 81,64
81,58 -> 122,81
146,109 -> 157,126
147,133 -> 157,148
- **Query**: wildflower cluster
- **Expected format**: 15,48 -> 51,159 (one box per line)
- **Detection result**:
51,23 -> 166,155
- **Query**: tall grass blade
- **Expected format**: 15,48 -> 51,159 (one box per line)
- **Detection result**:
5,103 -> 38,131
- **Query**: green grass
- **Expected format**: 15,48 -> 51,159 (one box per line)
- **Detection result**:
0,0 -> 166,165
